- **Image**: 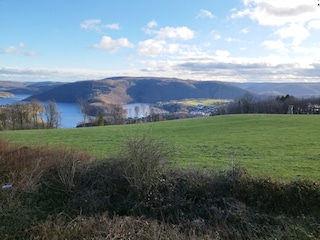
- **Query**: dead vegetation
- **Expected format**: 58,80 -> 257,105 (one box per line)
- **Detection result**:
1,137 -> 320,239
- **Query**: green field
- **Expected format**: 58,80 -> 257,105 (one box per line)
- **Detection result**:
176,98 -> 229,106
1,114 -> 320,181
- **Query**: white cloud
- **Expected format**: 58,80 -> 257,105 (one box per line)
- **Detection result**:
210,30 -> 221,40
214,34 -> 221,40
241,28 -> 249,33
138,39 -> 166,57
215,50 -> 230,57
231,1 -> 318,48
80,19 -> 101,31
224,37 -> 239,42
4,46 -> 19,54
105,23 -> 120,30
2,54 -> 320,82
197,9 -> 215,19
175,55 -> 320,82
93,36 -> 134,53
308,20 -> 320,29
292,46 -> 320,56
1,43 -> 37,56
0,66 -> 116,82
147,20 -> 158,28
262,40 -> 286,51
80,19 -> 119,31
139,24 -> 195,57
232,0 -> 319,26
276,23 -> 310,45
137,39 -> 179,57
156,26 -> 194,40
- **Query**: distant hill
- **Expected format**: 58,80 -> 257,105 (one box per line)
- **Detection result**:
4,79 -> 320,105
232,82 -> 320,98
0,81 -> 64,95
25,77 -> 251,104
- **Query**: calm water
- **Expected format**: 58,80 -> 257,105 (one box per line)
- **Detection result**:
0,95 -> 82,128
57,103 -> 83,128
123,103 -> 161,118
0,95 -> 161,128
0,94 -> 30,104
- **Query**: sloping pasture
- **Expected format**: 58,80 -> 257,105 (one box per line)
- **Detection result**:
1,114 -> 320,181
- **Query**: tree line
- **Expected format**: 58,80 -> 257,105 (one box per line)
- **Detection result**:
77,100 -> 167,127
2,93 -> 319,130
226,94 -> 320,114
0,100 -> 61,130
77,100 -> 128,127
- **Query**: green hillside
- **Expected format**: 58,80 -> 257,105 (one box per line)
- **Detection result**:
2,114 -> 320,181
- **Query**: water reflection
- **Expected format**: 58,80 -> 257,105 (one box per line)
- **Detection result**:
0,95 -> 82,128
0,96 -> 166,128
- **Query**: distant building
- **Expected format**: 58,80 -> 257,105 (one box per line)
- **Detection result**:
307,103 -> 320,114
287,105 -> 294,114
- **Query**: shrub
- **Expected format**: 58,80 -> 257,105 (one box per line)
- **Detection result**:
1,137 -> 320,239
235,177 -> 320,216
70,158 -> 135,216
0,138 -> 92,212
119,135 -> 171,195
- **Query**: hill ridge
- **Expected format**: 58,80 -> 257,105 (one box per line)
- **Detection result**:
25,77 -> 250,104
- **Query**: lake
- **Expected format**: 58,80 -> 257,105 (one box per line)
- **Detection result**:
0,95 -> 83,128
0,95 -> 161,128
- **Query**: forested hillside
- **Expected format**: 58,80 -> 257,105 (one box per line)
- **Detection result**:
25,77 -> 250,104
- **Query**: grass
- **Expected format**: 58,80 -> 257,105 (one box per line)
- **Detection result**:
176,98 -> 229,106
1,136 -> 320,239
1,114 -> 320,181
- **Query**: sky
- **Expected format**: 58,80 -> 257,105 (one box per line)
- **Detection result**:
1,0 -> 320,83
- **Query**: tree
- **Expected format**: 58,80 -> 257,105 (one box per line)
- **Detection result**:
44,100 -> 61,128
149,104 -> 163,122
110,104 -> 127,125
0,108 -> 8,130
141,104 -> 148,123
227,93 -> 256,114
134,105 -> 140,123
97,111 -> 105,126
78,98 -> 90,127
30,99 -> 44,128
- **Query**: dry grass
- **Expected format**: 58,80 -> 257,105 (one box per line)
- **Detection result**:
120,135 -> 170,194
1,137 -> 320,239
28,213 -> 217,240
0,138 -> 92,199
0,137 -> 93,237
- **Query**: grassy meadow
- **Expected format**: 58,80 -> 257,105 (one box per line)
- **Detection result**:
177,98 -> 229,106
1,114 -> 320,239
1,114 -> 320,181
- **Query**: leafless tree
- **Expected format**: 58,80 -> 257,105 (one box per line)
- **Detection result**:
141,104 -> 148,123
44,100 -> 61,128
110,104 -> 127,125
134,105 -> 140,123
0,108 -> 8,130
30,99 -> 44,128
78,98 -> 90,127
10,103 -> 32,129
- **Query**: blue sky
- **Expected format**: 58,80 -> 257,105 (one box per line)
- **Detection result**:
1,0 -> 320,82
